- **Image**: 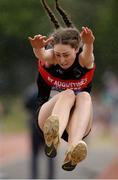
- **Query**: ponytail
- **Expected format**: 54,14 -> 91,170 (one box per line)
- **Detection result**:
41,0 -> 60,29
55,0 -> 74,28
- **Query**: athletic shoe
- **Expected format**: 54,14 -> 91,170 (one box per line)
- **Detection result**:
43,115 -> 60,158
62,140 -> 87,171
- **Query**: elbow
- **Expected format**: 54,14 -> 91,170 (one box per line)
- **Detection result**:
86,57 -> 94,69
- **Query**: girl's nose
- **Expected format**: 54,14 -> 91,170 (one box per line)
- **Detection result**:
60,56 -> 65,63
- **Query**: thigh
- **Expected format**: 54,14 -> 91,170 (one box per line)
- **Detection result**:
84,104 -> 93,137
38,93 -> 60,129
65,92 -> 93,137
76,92 -> 93,136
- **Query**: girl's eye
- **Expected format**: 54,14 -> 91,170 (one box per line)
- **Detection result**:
64,55 -> 69,57
56,54 -> 61,57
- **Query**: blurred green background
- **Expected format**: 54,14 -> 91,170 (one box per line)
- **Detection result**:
0,0 -> 118,132
0,1 -> 118,179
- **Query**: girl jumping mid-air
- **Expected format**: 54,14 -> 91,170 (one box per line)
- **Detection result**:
29,0 -> 95,171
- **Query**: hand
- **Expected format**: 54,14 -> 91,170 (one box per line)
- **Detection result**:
80,27 -> 95,45
28,34 -> 53,49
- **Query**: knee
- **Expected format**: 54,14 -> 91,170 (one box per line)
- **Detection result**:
81,91 -> 91,101
76,92 -> 92,105
61,89 -> 75,102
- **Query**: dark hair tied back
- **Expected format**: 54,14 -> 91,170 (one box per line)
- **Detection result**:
41,0 -> 60,29
55,0 -> 74,28
41,0 -> 74,29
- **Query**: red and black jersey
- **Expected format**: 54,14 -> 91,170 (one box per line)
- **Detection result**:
38,51 -> 96,94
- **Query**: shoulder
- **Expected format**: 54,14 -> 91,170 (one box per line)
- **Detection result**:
41,48 -> 57,65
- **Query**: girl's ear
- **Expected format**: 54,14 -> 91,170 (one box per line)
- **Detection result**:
75,47 -> 79,53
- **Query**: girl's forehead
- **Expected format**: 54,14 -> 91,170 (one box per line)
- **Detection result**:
54,44 -> 73,52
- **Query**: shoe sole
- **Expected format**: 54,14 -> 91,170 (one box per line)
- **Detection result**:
71,141 -> 87,165
62,141 -> 87,171
43,116 -> 59,158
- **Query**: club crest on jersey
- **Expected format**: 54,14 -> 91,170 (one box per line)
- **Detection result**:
73,67 -> 81,78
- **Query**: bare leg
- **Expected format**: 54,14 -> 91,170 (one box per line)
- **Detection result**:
38,93 -> 59,130
38,89 -> 75,138
67,92 -> 93,146
38,89 -> 76,158
62,92 -> 93,171
51,89 -> 75,136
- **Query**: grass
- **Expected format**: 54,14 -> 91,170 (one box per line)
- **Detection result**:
0,96 -> 29,133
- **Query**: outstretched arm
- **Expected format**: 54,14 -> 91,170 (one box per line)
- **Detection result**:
79,27 -> 95,69
28,34 -> 54,63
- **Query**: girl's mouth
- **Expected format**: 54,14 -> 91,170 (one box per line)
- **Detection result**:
61,63 -> 68,66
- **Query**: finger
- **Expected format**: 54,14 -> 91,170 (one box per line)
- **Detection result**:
42,36 -> 46,39
86,27 -> 92,34
28,37 -> 35,45
28,36 -> 33,41
92,35 -> 95,41
82,26 -> 87,34
80,31 -> 84,37
39,36 -> 46,41
85,27 -> 91,34
85,27 -> 89,31
28,38 -> 35,47
34,34 -> 41,38
45,37 -> 54,44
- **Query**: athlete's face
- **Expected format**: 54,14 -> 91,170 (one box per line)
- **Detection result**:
54,44 -> 78,69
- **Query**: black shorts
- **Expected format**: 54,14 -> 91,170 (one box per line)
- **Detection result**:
61,129 -> 91,142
